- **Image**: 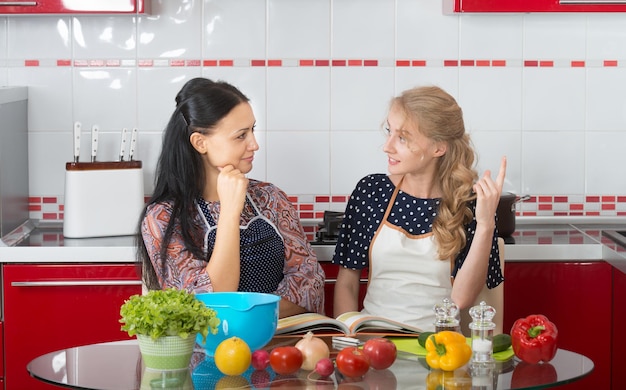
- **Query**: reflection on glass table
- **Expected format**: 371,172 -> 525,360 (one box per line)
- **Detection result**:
27,338 -> 593,390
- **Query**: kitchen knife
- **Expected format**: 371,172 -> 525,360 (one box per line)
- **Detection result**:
91,125 -> 99,162
73,121 -> 81,163
119,128 -> 128,161
129,128 -> 138,161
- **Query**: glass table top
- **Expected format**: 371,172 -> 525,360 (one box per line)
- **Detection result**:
27,338 -> 594,390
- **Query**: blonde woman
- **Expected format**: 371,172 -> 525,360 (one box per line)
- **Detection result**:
332,86 -> 506,331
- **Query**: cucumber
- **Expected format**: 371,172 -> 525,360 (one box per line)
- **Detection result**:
417,331 -> 435,348
493,333 -> 512,353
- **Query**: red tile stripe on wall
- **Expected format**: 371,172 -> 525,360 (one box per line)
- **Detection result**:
19,59 -> 626,68
27,195 -> 626,222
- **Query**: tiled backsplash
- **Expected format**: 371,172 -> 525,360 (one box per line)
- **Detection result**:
2,0 -> 626,223
28,194 -> 626,221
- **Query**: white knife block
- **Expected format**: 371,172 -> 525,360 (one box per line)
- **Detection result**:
63,161 -> 145,238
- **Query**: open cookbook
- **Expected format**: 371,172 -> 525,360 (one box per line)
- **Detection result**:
275,311 -> 424,337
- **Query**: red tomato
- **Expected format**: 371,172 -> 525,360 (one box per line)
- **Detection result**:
269,346 -> 303,375
336,347 -> 370,378
362,338 -> 397,370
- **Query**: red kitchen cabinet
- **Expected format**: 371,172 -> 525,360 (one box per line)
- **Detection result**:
321,263 -> 367,318
0,0 -> 150,15
443,0 -> 626,13
612,268 -> 626,390
2,263 -> 142,390
0,322 -> 3,385
503,261 -> 612,390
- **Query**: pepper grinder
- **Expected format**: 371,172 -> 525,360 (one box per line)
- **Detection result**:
433,297 -> 461,333
469,301 -> 496,364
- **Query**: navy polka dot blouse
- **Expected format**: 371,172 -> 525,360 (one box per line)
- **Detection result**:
331,174 -> 504,289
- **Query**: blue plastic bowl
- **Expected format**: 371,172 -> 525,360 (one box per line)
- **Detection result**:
195,292 -> 280,356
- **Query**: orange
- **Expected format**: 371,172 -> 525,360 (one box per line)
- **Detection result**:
214,337 -> 252,376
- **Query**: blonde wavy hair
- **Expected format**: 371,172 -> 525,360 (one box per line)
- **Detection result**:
391,86 -> 478,261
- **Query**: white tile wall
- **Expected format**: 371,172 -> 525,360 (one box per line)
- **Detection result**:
72,16 -> 136,59
586,131 -> 626,194
268,0 -> 330,58
587,14 -> 626,59
1,1 -> 626,219
266,131 -> 329,195
522,67 -> 586,132
330,130 -> 388,194
523,14 -> 587,59
458,14 -> 524,59
139,0 -> 203,59
203,0 -> 266,59
396,0 -> 459,59
458,67 -> 522,131
522,131 -> 585,195
7,16 -> 71,59
396,67 -> 459,99
332,0 -> 395,59
266,67 -> 330,131
330,67 -> 394,131
586,68 -> 626,131
73,67 -> 137,130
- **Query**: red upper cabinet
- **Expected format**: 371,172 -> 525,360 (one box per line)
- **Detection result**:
0,0 -> 150,14
444,0 -> 626,13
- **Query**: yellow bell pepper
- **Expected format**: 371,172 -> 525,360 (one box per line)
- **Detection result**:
425,331 -> 472,371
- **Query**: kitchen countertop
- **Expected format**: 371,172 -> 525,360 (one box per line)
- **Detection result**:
1,218 -> 626,274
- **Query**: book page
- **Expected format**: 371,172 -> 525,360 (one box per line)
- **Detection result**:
276,312 -> 424,337
336,311 -> 423,335
275,313 -> 350,336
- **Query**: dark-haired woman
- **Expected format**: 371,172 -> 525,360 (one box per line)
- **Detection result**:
138,78 -> 325,318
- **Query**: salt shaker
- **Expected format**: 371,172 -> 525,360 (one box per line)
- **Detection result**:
433,297 -> 461,333
469,301 -> 496,364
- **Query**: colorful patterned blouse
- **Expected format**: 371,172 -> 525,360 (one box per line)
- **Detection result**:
141,179 -> 326,314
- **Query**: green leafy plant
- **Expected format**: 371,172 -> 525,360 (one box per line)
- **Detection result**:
120,288 -> 220,342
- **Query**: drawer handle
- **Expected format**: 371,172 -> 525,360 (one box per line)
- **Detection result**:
324,278 -> 368,283
0,2 -> 38,5
11,280 -> 142,287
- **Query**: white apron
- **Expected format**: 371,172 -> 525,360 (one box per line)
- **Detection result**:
361,177 -> 452,331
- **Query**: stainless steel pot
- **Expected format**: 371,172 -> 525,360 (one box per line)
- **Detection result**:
496,193 -> 530,237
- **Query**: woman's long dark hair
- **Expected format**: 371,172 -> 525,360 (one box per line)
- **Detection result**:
137,78 -> 250,290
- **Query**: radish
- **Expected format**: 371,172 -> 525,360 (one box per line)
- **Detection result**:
251,349 -> 270,370
314,358 -> 334,377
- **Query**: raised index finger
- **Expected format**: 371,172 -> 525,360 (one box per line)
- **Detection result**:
495,156 -> 507,191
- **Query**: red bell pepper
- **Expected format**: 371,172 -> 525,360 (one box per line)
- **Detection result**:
510,314 -> 558,364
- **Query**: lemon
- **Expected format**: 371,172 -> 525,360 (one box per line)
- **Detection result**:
214,337 -> 252,376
